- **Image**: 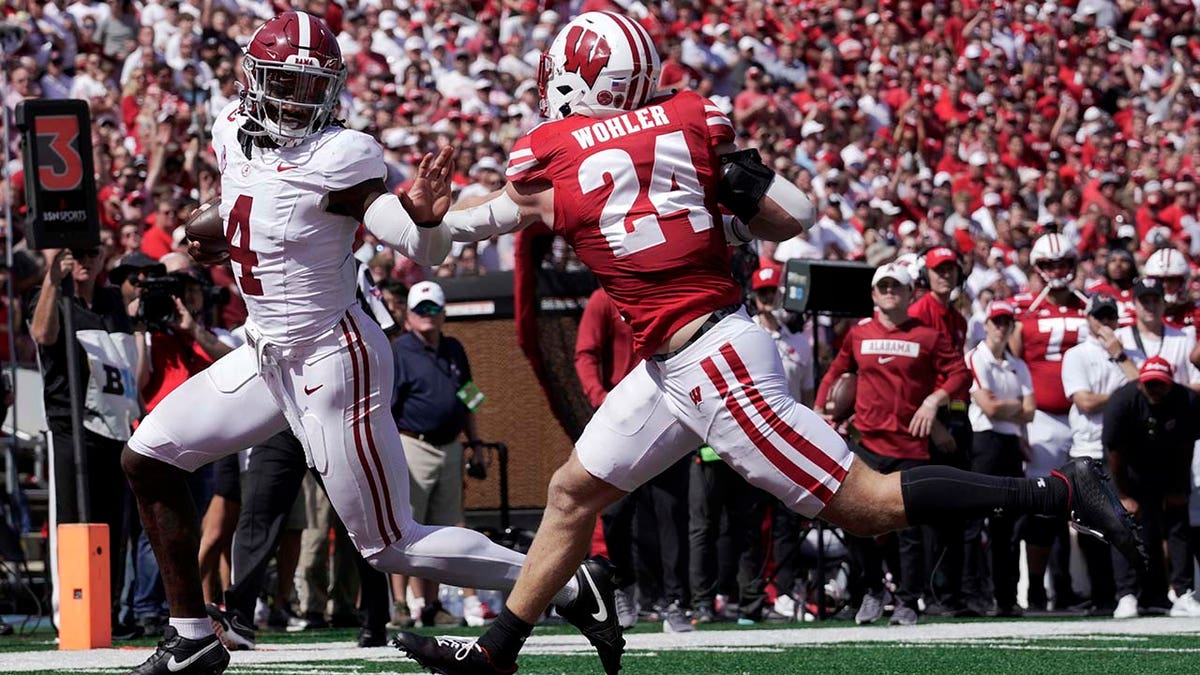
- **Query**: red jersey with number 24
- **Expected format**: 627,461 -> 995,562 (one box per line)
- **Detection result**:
505,90 -> 742,358
1013,292 -> 1089,414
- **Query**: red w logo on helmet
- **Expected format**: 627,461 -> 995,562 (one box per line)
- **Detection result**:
562,25 -> 611,88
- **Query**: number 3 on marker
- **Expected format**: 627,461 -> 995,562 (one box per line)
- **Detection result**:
34,116 -> 84,192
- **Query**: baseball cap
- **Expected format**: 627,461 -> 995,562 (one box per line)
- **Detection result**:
1086,293 -> 1119,317
408,280 -> 446,309
1134,277 -> 1165,299
1139,356 -> 1174,385
987,301 -> 1015,321
1117,224 -> 1138,240
924,247 -> 958,269
751,267 -> 781,291
872,263 -> 913,288
800,120 -> 825,139
934,171 -> 953,187
897,220 -> 918,237
969,151 -> 989,167
111,252 -> 166,285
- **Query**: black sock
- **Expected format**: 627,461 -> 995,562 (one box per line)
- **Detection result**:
901,465 -> 1068,526
475,605 -> 534,668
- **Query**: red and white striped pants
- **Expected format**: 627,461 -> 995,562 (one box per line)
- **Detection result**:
129,305 -> 411,557
576,308 -> 853,517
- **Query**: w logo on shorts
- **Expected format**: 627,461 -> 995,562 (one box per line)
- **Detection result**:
689,386 -> 703,407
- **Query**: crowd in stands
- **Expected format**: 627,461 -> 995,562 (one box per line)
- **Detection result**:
3,0 -> 1200,630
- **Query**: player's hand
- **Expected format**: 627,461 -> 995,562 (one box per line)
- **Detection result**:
1120,496 -> 1139,517
171,296 -> 196,334
401,146 -> 455,224
187,239 -> 230,266
45,248 -> 74,285
908,399 -> 938,438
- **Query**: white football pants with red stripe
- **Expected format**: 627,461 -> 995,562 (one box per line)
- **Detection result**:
576,308 -> 853,517
128,304 -> 525,589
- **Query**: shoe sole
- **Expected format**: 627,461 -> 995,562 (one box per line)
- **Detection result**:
210,618 -> 255,651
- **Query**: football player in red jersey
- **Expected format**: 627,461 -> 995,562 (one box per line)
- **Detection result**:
1146,248 -> 1200,331
1084,249 -> 1138,327
1009,232 -> 1091,610
396,13 -> 1143,675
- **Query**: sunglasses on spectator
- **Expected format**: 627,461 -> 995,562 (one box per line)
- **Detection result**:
412,302 -> 443,317
71,248 -> 101,259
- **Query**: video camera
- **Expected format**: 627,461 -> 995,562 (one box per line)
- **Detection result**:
136,274 -> 184,332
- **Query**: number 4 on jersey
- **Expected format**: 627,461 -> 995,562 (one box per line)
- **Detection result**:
227,194 -> 264,296
579,130 -> 711,257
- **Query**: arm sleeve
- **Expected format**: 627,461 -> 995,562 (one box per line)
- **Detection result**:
574,294 -> 613,408
443,189 -> 526,243
815,326 -> 857,408
363,193 -> 451,266
1060,347 -> 1089,399
933,331 -> 972,397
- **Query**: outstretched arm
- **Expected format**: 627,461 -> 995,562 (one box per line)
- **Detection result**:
328,148 -> 456,266
443,180 -> 554,243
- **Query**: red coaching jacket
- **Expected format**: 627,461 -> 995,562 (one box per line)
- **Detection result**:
816,316 -> 971,460
908,292 -> 970,402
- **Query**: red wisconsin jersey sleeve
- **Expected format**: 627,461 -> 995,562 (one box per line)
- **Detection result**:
505,126 -> 552,185
702,98 -> 735,146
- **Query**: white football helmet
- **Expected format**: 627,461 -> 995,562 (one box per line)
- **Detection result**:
1144,248 -> 1190,303
1030,233 -> 1077,289
538,12 -> 660,120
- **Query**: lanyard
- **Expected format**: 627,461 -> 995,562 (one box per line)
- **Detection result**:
1131,325 -> 1164,360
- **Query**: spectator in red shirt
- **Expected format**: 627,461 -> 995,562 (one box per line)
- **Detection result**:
816,262 -> 971,626
141,194 -> 179,261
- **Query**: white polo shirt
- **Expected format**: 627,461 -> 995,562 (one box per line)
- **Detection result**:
1116,324 -> 1200,385
966,345 -> 1033,436
1061,338 -> 1133,460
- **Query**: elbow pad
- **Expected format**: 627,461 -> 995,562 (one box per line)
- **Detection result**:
363,193 -> 451,266
717,149 -> 774,223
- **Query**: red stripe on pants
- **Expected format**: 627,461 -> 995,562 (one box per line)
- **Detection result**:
339,318 -> 393,546
700,352 -> 834,503
718,343 -> 848,483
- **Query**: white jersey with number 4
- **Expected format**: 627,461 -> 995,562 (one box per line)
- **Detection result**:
211,100 -> 386,347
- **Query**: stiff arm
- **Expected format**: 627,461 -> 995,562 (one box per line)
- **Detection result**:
444,146 -> 814,244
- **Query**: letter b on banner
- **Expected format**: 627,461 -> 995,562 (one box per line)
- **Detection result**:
15,99 -> 100,251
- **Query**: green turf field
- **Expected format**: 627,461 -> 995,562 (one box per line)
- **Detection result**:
2,617 -> 1199,674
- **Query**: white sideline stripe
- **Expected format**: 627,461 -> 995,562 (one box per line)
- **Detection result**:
6,618 -> 1200,671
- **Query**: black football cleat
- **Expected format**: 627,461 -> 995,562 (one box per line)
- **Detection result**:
392,633 -> 516,674
129,626 -> 229,675
205,603 -> 256,651
358,625 -> 388,648
555,557 -> 625,675
1053,458 -> 1148,569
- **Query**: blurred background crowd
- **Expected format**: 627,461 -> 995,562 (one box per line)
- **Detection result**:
2,0 -> 1200,637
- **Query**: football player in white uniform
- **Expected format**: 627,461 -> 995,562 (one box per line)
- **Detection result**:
120,12 -> 606,675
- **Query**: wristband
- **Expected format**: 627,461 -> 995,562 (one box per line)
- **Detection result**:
1109,352 -> 1128,363
415,220 -> 442,229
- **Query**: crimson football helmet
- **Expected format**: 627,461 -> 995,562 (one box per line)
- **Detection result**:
1030,233 -> 1077,289
241,11 -> 346,146
537,11 -> 660,120
1144,247 -> 1190,303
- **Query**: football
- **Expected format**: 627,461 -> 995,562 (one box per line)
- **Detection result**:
183,196 -> 229,264
824,373 -> 857,422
